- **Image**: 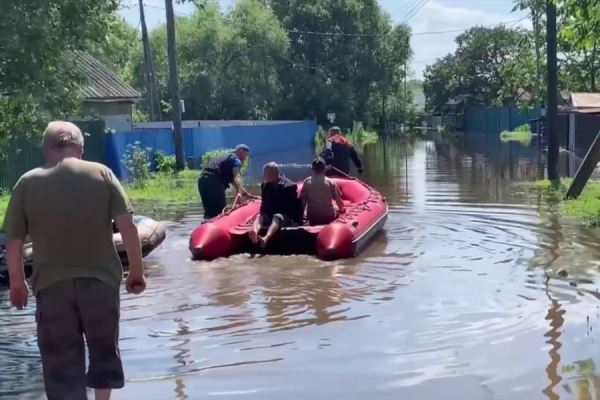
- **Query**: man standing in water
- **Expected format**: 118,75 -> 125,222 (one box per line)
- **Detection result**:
322,126 -> 363,175
197,144 -> 252,219
3,121 -> 146,400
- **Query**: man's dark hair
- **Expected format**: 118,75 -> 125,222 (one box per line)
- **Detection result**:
312,157 -> 326,173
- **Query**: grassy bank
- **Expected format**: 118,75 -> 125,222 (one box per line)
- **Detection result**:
534,179 -> 600,226
126,170 -> 199,204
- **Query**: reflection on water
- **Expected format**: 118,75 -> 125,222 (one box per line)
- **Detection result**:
3,133 -> 600,399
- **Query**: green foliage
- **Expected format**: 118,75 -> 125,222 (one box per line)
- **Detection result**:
122,142 -> 152,187
88,16 -> 141,83
126,170 -> 198,204
313,122 -> 378,154
423,26 -> 532,113
133,0 -> 413,126
155,151 -> 177,174
500,124 -> 533,146
132,106 -> 150,123
200,149 -> 250,175
314,125 -> 327,155
347,121 -> 379,151
0,191 -> 8,227
0,0 -> 120,159
531,179 -> 600,226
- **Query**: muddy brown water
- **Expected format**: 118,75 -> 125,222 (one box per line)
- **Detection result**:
3,135 -> 600,400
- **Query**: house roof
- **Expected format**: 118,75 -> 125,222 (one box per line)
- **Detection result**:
569,92 -> 600,108
66,50 -> 141,103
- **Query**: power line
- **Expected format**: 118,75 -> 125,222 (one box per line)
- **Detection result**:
390,0 -> 423,20
285,17 -> 528,38
398,0 -> 430,24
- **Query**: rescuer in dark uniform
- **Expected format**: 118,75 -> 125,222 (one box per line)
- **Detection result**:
197,144 -> 251,219
322,126 -> 363,175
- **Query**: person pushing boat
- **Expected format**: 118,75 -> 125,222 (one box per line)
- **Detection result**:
322,126 -> 363,175
197,144 -> 252,219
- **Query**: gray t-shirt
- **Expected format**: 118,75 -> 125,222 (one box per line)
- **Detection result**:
300,175 -> 342,225
3,158 -> 133,294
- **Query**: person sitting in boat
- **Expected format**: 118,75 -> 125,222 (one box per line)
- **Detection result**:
322,126 -> 363,175
249,162 -> 302,248
300,157 -> 346,225
198,144 -> 252,219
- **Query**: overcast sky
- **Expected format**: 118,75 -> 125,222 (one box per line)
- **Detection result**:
119,0 -> 529,80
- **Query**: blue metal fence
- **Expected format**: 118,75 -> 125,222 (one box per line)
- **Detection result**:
464,106 -> 540,134
106,120 -> 317,179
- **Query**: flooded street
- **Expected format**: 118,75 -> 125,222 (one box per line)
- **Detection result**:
4,134 -> 600,399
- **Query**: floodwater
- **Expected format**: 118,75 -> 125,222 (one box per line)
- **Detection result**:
3,133 -> 600,400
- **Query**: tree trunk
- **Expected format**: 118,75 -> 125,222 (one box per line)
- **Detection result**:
532,5 -> 542,110
546,0 -> 559,181
165,0 -> 185,170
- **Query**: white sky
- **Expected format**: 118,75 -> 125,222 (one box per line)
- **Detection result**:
119,0 -> 530,80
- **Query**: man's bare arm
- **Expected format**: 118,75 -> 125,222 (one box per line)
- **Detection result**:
7,239 -> 29,309
114,213 -> 145,296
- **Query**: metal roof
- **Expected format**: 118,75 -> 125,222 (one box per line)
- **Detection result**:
570,92 -> 600,108
66,50 -> 141,102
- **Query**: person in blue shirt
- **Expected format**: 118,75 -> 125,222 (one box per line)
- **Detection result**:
198,144 -> 252,219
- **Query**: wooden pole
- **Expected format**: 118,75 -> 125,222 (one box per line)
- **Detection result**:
565,130 -> 600,199
546,0 -> 559,181
165,0 -> 185,170
138,0 -> 156,121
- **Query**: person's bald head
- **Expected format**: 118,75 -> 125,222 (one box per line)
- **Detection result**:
263,162 -> 280,183
42,121 -> 84,162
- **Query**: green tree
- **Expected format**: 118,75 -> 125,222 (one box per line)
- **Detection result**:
423,26 -> 532,113
0,0 -> 120,160
88,16 -> 142,84
423,54 -> 460,114
139,0 -> 288,120
269,0 -> 411,127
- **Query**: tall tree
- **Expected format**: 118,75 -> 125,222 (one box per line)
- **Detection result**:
423,26 -> 532,113
0,0 -> 120,157
269,0 -> 410,127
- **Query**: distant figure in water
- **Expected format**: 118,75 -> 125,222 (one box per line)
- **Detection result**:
249,162 -> 302,248
322,126 -> 363,175
198,144 -> 252,219
300,157 -> 346,225
3,121 -> 146,400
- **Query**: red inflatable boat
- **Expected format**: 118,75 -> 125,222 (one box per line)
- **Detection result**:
189,171 -> 387,261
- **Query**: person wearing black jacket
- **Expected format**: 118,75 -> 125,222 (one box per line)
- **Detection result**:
197,144 -> 252,219
322,126 -> 363,175
249,162 -> 302,248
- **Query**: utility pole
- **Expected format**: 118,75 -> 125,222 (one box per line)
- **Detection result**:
138,0 -> 160,121
532,2 -> 542,113
546,0 -> 559,181
165,0 -> 185,170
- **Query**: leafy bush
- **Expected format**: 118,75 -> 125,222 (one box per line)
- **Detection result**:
313,125 -> 327,155
122,142 -> 151,187
500,123 -> 532,146
347,121 -> 379,151
314,122 -> 378,154
155,151 -> 177,174
200,148 -> 250,175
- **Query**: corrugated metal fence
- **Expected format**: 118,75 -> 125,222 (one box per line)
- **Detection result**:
464,106 -> 540,134
1,119 -> 317,188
